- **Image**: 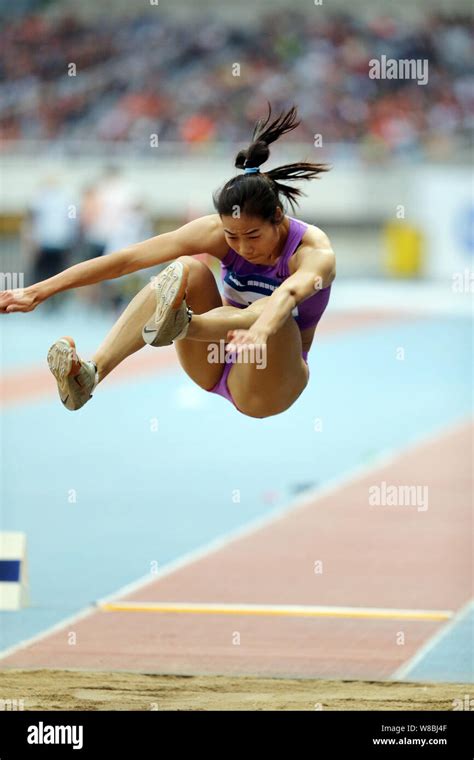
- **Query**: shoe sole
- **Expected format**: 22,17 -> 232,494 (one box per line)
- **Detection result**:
47,336 -> 82,406
143,261 -> 189,345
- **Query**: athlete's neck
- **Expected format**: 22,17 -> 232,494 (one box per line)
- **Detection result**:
267,216 -> 290,264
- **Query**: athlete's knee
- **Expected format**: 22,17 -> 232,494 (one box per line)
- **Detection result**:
176,255 -> 212,281
175,255 -> 221,312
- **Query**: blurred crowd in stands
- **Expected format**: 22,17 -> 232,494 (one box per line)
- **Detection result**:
1,9 -> 472,160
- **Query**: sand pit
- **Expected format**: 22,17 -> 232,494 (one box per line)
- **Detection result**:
0,669 -> 466,711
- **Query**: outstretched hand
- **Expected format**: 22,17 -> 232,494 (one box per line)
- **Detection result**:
0,287 -> 40,314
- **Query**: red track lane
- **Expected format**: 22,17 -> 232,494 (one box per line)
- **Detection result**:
1,420 -> 470,679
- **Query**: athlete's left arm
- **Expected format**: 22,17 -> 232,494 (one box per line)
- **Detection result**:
251,226 -> 336,338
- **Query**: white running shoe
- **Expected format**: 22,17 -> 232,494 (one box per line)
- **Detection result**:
47,336 -> 98,411
142,260 -> 193,347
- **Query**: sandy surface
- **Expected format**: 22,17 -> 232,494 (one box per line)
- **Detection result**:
0,670 -> 466,711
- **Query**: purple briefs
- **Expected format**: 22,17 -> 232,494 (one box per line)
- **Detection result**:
206,349 -> 310,414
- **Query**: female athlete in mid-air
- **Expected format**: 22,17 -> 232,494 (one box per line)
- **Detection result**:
0,105 -> 336,419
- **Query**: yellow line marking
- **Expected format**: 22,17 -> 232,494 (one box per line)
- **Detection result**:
99,602 -> 453,622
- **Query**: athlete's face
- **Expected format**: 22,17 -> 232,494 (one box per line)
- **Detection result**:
221,211 -> 285,265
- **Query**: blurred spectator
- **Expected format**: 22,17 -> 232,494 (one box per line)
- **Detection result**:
75,166 -> 153,313
78,166 -> 138,256
22,173 -> 78,311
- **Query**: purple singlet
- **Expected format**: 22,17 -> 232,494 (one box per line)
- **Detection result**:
220,215 -> 332,337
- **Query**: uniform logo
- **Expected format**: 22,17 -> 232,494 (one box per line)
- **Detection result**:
223,271 -> 298,316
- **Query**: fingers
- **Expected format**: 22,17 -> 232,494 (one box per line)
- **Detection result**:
1,301 -> 26,314
0,292 -> 17,313
1,295 -> 16,313
226,329 -> 245,341
226,331 -> 243,347
0,291 -> 33,313
226,330 -> 252,354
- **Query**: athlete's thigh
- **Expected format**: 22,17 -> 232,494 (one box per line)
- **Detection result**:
228,315 -> 309,416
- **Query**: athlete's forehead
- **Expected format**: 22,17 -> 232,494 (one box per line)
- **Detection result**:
221,214 -> 264,234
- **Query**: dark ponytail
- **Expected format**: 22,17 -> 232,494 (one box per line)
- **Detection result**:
213,103 -> 329,220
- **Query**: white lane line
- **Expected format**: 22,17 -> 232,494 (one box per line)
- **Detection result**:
391,598 -> 474,681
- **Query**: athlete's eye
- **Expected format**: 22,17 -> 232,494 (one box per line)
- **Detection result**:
225,234 -> 259,239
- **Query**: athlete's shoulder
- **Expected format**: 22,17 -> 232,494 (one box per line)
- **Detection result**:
194,214 -> 228,260
289,221 -> 336,283
299,222 -> 334,253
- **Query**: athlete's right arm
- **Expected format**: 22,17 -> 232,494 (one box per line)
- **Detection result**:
0,214 -> 226,314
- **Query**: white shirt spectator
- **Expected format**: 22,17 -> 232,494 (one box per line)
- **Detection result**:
30,185 -> 78,249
